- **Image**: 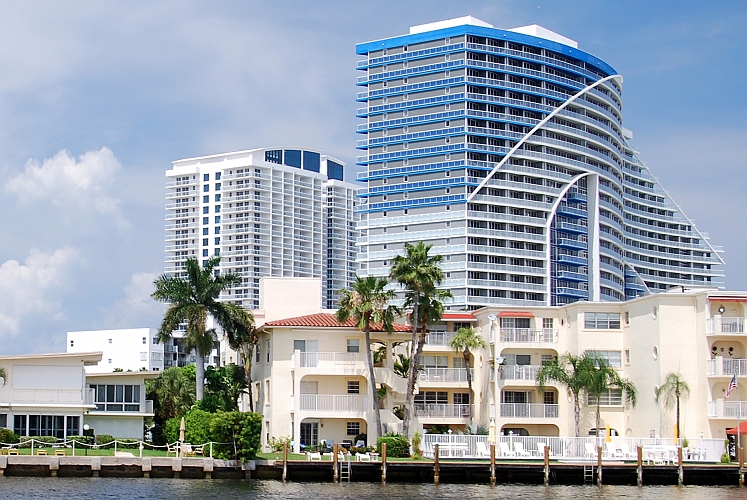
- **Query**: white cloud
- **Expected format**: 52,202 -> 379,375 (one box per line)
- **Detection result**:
102,271 -> 164,328
4,147 -> 122,216
0,247 -> 80,336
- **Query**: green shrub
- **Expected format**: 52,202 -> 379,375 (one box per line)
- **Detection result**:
411,431 -> 422,459
377,434 -> 410,458
19,436 -> 58,448
721,453 -> 731,463
210,411 -> 262,461
95,434 -> 116,449
0,428 -> 19,445
268,436 -> 291,453
163,409 -> 215,445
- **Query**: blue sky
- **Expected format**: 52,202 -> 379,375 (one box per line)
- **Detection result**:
0,0 -> 745,354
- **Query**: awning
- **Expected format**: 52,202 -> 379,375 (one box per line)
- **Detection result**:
442,313 -> 477,322
726,422 -> 747,435
498,311 -> 534,318
709,298 -> 747,303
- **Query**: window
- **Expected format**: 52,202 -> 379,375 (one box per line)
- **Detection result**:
203,207 -> 209,214
203,217 -> 209,225
500,317 -> 530,329
266,339 -> 271,363
584,312 -> 621,329
203,185 -> 209,192
108,338 -> 112,344
585,350 -> 622,368
203,228 -> 209,235
347,381 -> 360,394
215,183 -> 221,191
70,340 -> 74,347
142,337 -> 147,345
0,413 -> 6,428
215,194 -> 221,202
214,227 -> 220,234
541,354 -> 556,365
453,393 -> 470,405
215,237 -> 220,245
587,390 -> 623,406
215,216 -> 221,224
215,172 -> 221,180
347,339 -> 360,353
415,391 -> 448,405
91,384 -> 141,412
255,342 -> 261,362
265,380 -> 270,403
203,249 -> 208,257
203,238 -> 208,246
624,349 -> 631,365
203,174 -> 209,181
140,352 -> 147,361
214,205 -> 221,213
347,421 -> 360,436
203,195 -> 209,203
542,318 -> 554,329
544,392 -> 556,405
421,356 -> 448,368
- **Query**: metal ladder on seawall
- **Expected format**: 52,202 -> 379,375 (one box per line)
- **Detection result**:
339,458 -> 351,482
583,463 -> 595,484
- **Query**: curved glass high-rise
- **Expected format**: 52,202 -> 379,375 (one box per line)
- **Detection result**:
355,16 -> 723,309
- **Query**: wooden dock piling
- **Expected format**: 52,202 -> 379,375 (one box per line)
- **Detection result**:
597,446 -> 602,486
433,443 -> 440,484
637,445 -> 643,486
381,443 -> 387,484
543,445 -> 550,485
490,444 -> 496,485
333,443 -> 339,483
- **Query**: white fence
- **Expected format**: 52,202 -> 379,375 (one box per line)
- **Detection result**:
420,434 -> 726,462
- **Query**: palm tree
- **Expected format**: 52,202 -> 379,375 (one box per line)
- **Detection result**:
390,241 -> 446,437
336,276 -> 398,441
228,326 -> 259,411
0,366 -> 6,385
152,256 -> 254,400
536,353 -> 596,437
147,366 -> 196,423
449,327 -> 487,421
656,372 -> 691,440
585,354 -> 637,440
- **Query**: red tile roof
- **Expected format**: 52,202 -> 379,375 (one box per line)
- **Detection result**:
264,313 -> 412,332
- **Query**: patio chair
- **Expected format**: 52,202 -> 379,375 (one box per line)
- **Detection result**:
166,443 -> 179,457
341,439 -> 353,450
306,452 -> 322,461
513,442 -> 531,457
605,441 -> 623,458
498,442 -> 516,457
584,442 -> 598,459
54,449 -> 67,456
183,443 -> 197,457
537,442 -> 548,457
619,443 -> 634,459
356,453 -> 372,462
37,449 -> 48,456
476,441 -> 490,458
355,440 -> 365,448
8,449 -> 18,455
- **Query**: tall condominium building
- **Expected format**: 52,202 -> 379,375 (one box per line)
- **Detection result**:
165,147 -> 358,314
355,16 -> 724,309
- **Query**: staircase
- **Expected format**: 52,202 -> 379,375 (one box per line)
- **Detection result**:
583,464 -> 595,484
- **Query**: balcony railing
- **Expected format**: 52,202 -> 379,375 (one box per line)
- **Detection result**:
298,394 -> 368,412
708,400 -> 747,418
707,358 -> 747,376
495,328 -> 558,343
418,368 -> 473,383
297,352 -> 364,368
93,400 -> 154,413
500,403 -> 559,418
425,331 -> 457,346
414,403 -> 469,418
501,365 -> 541,381
707,317 -> 746,334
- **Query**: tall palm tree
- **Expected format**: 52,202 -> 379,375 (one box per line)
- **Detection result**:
152,256 -> 254,400
536,353 -> 595,437
449,326 -> 487,421
390,242 -> 446,437
228,326 -> 259,411
585,354 -> 637,440
656,372 -> 691,440
336,276 -> 398,441
147,366 -> 196,422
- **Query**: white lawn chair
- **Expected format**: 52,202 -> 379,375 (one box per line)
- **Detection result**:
537,442 -> 548,457
356,453 -> 371,462
619,443 -> 634,459
306,451 -> 322,461
476,441 -> 490,458
513,442 -> 531,457
605,441 -> 623,458
499,441 -> 516,457
585,442 -> 598,459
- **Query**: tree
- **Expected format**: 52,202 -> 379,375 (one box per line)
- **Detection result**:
201,364 -> 248,412
585,354 -> 637,440
449,326 -> 487,421
536,353 -> 596,437
390,241 -> 446,437
656,372 -> 691,440
147,366 -> 196,424
152,256 -> 254,400
228,326 -> 259,412
0,366 -> 6,385
336,276 -> 398,441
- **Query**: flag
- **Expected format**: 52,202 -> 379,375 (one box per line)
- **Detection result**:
725,373 -> 738,400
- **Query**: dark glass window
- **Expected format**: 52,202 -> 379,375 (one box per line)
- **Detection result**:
284,150 -> 302,168
265,150 -> 282,164
327,160 -> 344,181
302,151 -> 320,172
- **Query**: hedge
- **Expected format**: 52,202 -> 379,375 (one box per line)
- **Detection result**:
164,409 -> 262,461
376,434 -> 410,458
0,428 -> 19,445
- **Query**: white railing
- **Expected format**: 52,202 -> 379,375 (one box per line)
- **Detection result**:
708,357 -> 747,376
425,331 -> 457,346
418,368 -> 473,383
498,328 -> 558,343
707,317 -> 746,334
414,403 -> 470,418
298,352 -> 364,368
420,434 -> 726,462
500,403 -> 559,418
298,394 -> 368,412
501,365 -> 542,381
724,401 -> 747,418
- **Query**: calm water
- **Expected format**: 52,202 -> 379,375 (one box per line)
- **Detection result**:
0,479 -> 743,500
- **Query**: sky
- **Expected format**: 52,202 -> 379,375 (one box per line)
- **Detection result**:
0,0 -> 745,355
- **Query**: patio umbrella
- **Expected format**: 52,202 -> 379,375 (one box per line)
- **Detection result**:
488,419 -> 496,444
605,424 -> 611,443
179,417 -> 186,442
725,421 -> 747,434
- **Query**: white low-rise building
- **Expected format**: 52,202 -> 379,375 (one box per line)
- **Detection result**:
67,328 -> 164,373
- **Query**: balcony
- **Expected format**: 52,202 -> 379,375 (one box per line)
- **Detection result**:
708,400 -> 747,419
495,328 -> 558,344
298,394 -> 368,413
500,403 -> 559,418
92,400 -> 154,414
707,358 -> 747,376
414,404 -> 469,419
418,368 -> 474,384
425,331 -> 457,346
295,351 -> 364,369
707,317 -> 746,334
501,365 -> 541,381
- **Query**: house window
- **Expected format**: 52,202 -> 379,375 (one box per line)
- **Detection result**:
347,380 -> 361,394
0,414 -> 7,428
421,356 -> 448,368
624,349 -> 631,365
347,339 -> 360,353
347,421 -> 360,436
587,390 -> 623,406
70,340 -> 74,347
265,380 -> 270,403
108,339 -> 112,344
585,350 -> 622,367
415,391 -> 448,405
542,318 -> 554,329
584,312 -> 621,330
266,339 -> 271,363
500,317 -> 530,329
142,337 -> 147,344
91,384 -> 141,412
140,352 -> 147,361
453,393 -> 470,405
544,392 -> 556,405
255,343 -> 261,363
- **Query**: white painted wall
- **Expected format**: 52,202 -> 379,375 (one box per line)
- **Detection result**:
67,328 -> 163,373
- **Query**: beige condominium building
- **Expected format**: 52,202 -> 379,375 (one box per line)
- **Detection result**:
250,283 -> 746,452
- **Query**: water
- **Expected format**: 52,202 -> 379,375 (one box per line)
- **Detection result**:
0,479 -> 743,500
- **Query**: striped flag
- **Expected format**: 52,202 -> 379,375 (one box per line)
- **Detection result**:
725,373 -> 738,400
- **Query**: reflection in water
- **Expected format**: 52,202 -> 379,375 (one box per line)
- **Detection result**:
0,478 -> 743,500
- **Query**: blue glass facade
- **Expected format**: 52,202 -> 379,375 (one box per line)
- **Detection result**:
356,20 -> 724,309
